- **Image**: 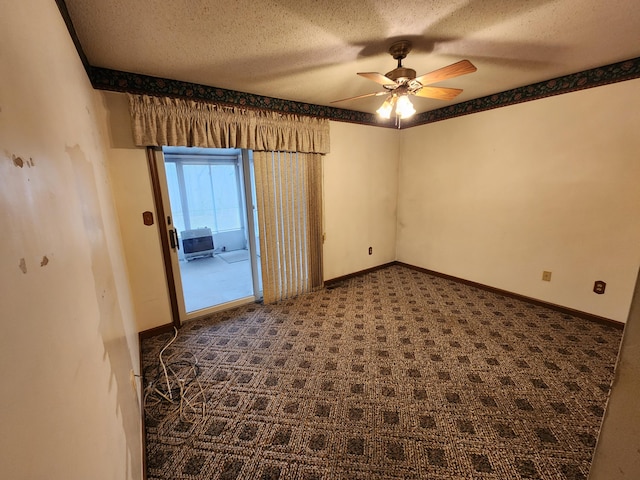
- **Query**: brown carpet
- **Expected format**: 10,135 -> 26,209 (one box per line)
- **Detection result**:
141,264 -> 622,479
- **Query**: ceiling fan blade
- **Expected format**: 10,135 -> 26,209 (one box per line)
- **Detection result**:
414,60 -> 477,86
413,86 -> 463,100
331,91 -> 388,104
357,72 -> 398,86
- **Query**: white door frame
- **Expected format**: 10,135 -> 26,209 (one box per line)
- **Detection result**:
148,147 -> 261,326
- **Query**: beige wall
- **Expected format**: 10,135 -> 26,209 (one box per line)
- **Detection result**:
3,3 -> 637,479
323,121 -> 400,280
0,2 -> 142,479
590,269 -> 640,478
397,79 -> 640,322
102,80 -> 640,325
99,92 -> 173,332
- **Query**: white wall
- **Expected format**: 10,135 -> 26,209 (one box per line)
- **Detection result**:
323,121 -> 400,280
0,2 -> 142,479
397,79 -> 640,322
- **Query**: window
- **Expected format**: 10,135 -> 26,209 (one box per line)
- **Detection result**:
164,153 -> 244,235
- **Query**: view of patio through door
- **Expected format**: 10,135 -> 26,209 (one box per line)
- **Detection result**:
160,147 -> 262,321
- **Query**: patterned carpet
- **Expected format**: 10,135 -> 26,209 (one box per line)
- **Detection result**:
141,265 -> 622,480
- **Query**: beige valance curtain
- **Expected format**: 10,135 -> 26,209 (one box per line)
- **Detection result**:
127,94 -> 330,154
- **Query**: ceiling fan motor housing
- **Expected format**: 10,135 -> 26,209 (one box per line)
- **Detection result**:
386,40 -> 417,83
388,40 -> 412,60
386,67 -> 417,83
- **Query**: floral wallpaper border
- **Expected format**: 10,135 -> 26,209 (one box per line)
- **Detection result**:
90,56 -> 640,129
90,67 -> 384,127
403,57 -> 640,127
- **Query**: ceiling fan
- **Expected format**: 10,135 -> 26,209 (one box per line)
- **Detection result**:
332,40 -> 477,120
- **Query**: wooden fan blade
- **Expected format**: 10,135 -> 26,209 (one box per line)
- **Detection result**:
414,60 -> 477,86
357,72 -> 398,86
413,86 -> 463,100
331,91 -> 388,104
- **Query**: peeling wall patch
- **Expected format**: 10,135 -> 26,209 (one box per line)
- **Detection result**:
12,155 -> 24,168
19,258 -> 27,274
40,256 -> 49,267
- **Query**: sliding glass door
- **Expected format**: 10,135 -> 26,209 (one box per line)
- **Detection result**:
155,147 -> 262,323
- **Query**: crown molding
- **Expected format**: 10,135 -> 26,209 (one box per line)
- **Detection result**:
55,0 -> 91,74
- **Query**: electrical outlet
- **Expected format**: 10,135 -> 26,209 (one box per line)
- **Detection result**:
542,271 -> 552,282
594,280 -> 606,294
368,247 -> 372,255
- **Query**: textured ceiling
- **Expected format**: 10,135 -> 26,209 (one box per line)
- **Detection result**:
63,0 -> 640,116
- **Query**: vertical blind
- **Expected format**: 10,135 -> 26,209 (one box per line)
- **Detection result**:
254,151 -> 323,303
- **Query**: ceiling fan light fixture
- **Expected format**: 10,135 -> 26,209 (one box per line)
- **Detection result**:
333,40 -> 476,120
396,95 -> 416,119
376,96 -> 396,119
